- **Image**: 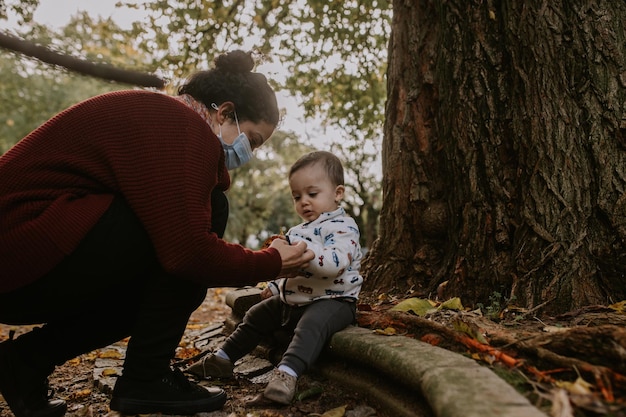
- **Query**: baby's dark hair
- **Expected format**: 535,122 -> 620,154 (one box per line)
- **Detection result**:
289,151 -> 345,187
177,50 -> 279,126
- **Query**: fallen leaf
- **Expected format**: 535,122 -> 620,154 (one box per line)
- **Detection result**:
319,405 -> 347,417
420,333 -> 442,346
296,385 -> 323,401
97,349 -> 122,359
452,319 -> 488,344
390,298 -> 434,316
551,388 -> 574,417
556,377 -> 593,396
67,389 -> 92,400
373,327 -> 397,336
101,368 -> 119,377
608,300 -> 626,313
438,297 -> 464,311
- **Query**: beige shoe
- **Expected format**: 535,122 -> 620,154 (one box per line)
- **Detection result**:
186,353 -> 234,379
263,369 -> 297,404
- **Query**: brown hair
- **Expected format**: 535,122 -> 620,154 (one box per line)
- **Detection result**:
289,151 -> 345,186
178,50 -> 279,126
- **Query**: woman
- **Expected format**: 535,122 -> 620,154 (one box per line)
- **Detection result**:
0,50 -> 313,416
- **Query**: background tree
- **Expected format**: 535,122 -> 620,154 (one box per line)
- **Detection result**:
0,15 -> 158,152
1,0 -> 389,247
363,0 -> 626,315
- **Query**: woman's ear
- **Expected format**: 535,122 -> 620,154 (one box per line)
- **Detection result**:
213,101 -> 235,124
335,185 -> 345,203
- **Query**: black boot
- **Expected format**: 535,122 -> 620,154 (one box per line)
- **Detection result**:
110,368 -> 227,414
0,340 -> 67,417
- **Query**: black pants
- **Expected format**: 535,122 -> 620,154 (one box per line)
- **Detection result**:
222,296 -> 356,376
0,190 -> 228,381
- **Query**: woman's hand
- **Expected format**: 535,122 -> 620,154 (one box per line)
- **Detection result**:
269,239 -> 313,276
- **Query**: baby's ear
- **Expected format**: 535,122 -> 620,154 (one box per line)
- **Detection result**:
335,185 -> 345,202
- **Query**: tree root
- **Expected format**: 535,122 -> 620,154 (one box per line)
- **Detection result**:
357,308 -> 626,406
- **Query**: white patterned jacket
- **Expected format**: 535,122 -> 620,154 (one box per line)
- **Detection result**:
268,207 -> 363,306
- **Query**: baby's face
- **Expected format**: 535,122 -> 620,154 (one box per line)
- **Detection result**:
289,163 -> 342,222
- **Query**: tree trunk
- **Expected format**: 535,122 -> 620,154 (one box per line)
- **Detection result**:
362,0 -> 626,315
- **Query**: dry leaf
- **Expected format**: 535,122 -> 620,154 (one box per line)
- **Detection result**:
97,349 -> 122,359
319,405 -> 347,417
67,389 -> 92,400
373,327 -> 397,336
609,300 -> 626,313
439,297 -> 464,311
390,298 -> 434,316
551,388 -> 574,417
101,368 -> 119,377
556,377 -> 593,396
543,325 -> 569,333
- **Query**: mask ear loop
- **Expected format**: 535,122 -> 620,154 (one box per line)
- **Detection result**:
233,111 -> 241,134
210,103 -> 222,138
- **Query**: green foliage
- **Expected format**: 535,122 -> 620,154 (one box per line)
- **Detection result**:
0,0 -> 38,24
0,17 -> 148,152
0,51 -> 121,153
476,292 -> 518,321
2,0 -> 388,245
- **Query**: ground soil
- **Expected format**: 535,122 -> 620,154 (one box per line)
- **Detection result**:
0,289 -> 387,417
2,288 -> 626,417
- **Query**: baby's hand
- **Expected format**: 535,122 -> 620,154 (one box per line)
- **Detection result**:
260,287 -> 273,299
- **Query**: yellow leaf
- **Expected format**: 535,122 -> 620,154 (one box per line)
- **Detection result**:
438,297 -> 464,311
555,377 -> 593,395
452,319 -> 488,344
67,388 -> 91,400
390,298 -> 434,316
97,349 -> 122,359
609,300 -> 626,313
101,368 -> 120,377
373,327 -> 397,336
319,405 -> 346,417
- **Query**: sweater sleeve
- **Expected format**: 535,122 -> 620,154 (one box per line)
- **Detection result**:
86,92 -> 281,286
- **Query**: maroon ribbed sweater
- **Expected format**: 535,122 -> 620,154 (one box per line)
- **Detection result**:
0,90 -> 281,293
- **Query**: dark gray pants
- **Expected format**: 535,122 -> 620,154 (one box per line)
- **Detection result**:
0,190 -> 228,381
222,296 -> 356,376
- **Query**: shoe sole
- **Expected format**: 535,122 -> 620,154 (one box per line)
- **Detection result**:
263,388 -> 293,405
110,391 -> 227,414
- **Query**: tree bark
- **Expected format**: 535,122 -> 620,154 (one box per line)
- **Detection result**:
363,0 -> 626,315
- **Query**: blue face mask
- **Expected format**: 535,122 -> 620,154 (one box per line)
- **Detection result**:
220,132 -> 252,170
212,103 -> 254,170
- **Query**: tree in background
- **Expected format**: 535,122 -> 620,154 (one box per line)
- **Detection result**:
0,15 -> 156,152
364,0 -> 626,315
1,0 -> 388,247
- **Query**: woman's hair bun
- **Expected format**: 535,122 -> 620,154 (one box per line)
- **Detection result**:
214,50 -> 255,74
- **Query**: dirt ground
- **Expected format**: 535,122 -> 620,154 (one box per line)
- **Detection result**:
2,288 -> 626,417
0,289 -> 387,417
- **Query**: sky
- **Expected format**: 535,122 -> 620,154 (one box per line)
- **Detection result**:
2,0 -> 329,148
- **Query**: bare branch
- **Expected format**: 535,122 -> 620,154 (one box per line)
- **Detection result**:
0,31 -> 165,89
